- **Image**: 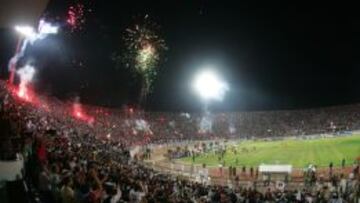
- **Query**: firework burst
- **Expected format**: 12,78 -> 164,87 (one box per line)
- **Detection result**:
66,3 -> 85,32
123,15 -> 167,103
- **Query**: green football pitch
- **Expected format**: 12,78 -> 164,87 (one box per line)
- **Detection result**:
180,135 -> 360,168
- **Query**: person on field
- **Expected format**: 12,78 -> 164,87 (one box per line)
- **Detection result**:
329,162 -> 334,176
219,163 -> 223,177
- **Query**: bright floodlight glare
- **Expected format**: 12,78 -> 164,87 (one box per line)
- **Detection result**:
38,20 -> 58,35
15,25 -> 36,40
15,21 -> 58,43
193,70 -> 229,101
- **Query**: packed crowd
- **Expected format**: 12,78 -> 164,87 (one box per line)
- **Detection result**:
0,81 -> 360,202
88,101 -> 360,143
2,81 -> 360,146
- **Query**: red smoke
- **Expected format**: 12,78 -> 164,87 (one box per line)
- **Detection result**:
72,102 -> 94,124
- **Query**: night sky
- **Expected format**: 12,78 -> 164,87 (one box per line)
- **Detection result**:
0,1 -> 359,112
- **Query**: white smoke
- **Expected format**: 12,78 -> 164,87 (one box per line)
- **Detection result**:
199,114 -> 213,133
135,119 -> 151,131
16,64 -> 36,98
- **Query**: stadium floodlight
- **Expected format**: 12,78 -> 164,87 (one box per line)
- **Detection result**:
193,70 -> 229,101
14,25 -> 37,41
38,20 -> 58,35
15,21 -> 58,44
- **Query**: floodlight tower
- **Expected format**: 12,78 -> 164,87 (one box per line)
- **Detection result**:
192,69 -> 229,133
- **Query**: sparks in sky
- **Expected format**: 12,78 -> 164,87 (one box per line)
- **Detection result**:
122,15 -> 167,103
124,23 -> 165,73
67,3 -> 85,32
136,43 -> 156,71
